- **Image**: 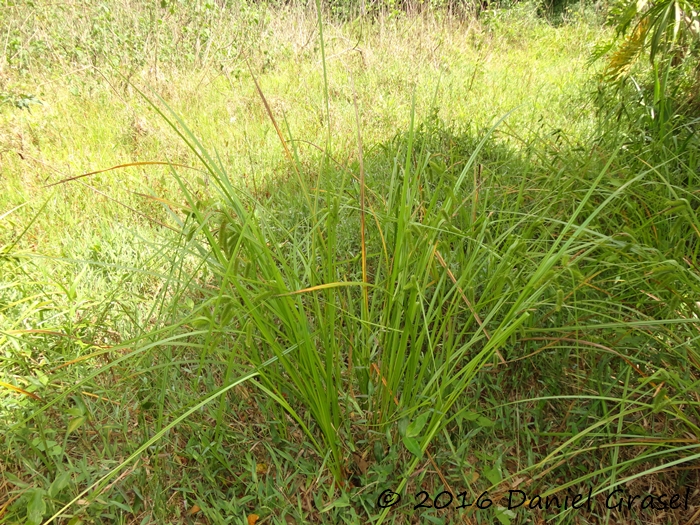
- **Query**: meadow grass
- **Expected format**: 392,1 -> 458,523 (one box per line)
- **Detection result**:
2,2 -> 700,524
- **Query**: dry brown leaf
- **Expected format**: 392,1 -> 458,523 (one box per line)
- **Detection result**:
357,456 -> 369,475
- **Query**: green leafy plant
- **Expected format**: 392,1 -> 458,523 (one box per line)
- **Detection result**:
603,0 -> 699,80
0,91 -> 42,110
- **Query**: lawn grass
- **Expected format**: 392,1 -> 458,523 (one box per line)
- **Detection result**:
2,1 -> 700,524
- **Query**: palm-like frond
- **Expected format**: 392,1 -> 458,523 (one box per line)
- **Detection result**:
606,16 -> 651,80
603,0 -> 700,79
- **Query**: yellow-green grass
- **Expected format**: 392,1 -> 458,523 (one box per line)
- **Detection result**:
1,6 -> 604,258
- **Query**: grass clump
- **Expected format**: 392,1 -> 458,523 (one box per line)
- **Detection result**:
2,2 -> 700,524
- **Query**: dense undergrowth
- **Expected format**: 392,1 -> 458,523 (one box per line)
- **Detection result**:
2,1 -> 700,524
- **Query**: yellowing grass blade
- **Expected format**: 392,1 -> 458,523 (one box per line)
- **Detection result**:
246,60 -> 294,165
43,161 -> 202,188
0,380 -> 42,401
275,281 -> 371,297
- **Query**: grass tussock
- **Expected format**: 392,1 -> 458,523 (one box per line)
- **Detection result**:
2,1 -> 700,524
